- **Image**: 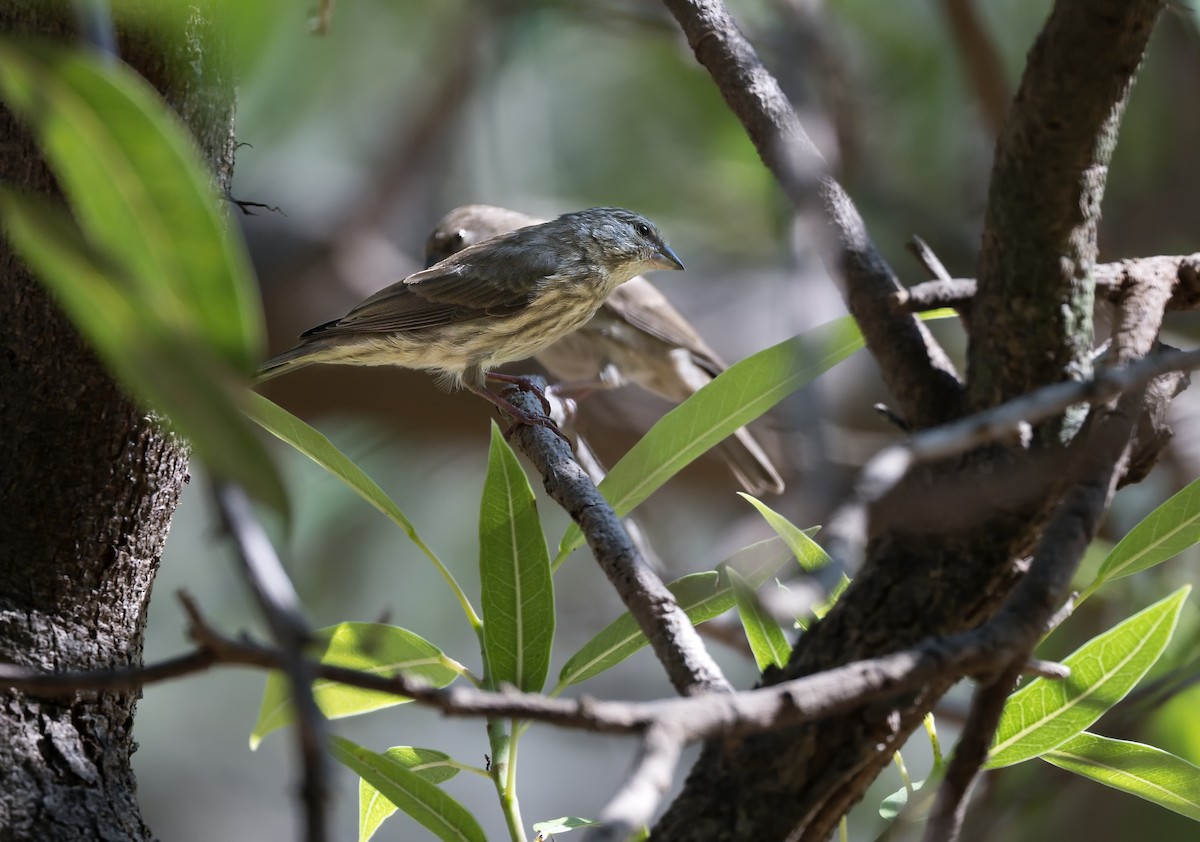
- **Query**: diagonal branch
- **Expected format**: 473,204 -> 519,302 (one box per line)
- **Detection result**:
504,383 -> 731,696
660,0 -> 964,429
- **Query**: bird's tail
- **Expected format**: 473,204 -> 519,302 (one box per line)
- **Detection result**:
715,427 -> 785,496
257,343 -> 321,382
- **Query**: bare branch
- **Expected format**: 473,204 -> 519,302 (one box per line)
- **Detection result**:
937,0 -> 1010,137
590,723 -> 685,842
660,0 -> 964,428
923,666 -> 1020,842
213,485 -> 328,842
503,383 -> 731,696
824,346 -> 1200,569
893,254 -> 1200,313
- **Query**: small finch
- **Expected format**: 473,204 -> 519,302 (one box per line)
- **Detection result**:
260,207 -> 684,431
426,205 -> 785,495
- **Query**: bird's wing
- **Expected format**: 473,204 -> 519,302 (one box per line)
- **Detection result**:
603,279 -> 728,375
307,235 -> 565,336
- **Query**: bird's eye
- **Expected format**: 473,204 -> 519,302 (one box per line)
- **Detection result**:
635,222 -> 651,238
453,230 -> 467,245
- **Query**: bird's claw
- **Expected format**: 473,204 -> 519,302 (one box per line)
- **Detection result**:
503,412 -> 570,444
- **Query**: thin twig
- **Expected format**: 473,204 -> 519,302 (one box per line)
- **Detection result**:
906,235 -> 954,282
893,254 -> 1200,313
923,665 -> 1021,842
823,346 -> 1200,569
937,0 -> 1010,137
213,485 -> 328,842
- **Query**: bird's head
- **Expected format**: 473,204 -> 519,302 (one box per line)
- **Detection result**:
566,207 -> 685,279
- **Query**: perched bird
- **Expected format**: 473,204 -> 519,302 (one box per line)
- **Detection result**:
426,205 -> 785,495
261,207 -> 684,430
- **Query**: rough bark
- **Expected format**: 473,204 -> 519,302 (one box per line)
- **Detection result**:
0,3 -> 235,839
652,1 -> 1165,838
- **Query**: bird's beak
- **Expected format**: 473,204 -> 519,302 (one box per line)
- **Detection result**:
649,243 -> 685,271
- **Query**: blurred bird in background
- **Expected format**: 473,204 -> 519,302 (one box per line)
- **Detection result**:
260,207 -> 684,433
425,204 -> 785,495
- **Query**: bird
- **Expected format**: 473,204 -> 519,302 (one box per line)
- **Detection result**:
260,207 -> 685,432
425,204 -> 785,495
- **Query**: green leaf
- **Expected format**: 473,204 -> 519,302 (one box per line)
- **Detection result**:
1042,732 -> 1200,822
987,586 -> 1191,768
532,816 -> 601,835
360,747 -> 461,842
555,538 -> 793,689
729,568 -> 791,671
1082,476 -> 1200,601
738,494 -> 830,571
0,40 -> 262,370
246,393 -> 419,536
245,393 -> 481,625
479,423 -> 554,692
879,778 -> 928,821
557,316 -> 865,560
331,737 -> 485,842
250,623 -> 466,748
1,193 -> 286,512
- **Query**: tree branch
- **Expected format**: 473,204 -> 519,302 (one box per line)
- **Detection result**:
504,383 -> 731,696
893,254 -> 1200,313
213,485 -> 328,842
660,0 -> 964,429
969,0 -> 1166,420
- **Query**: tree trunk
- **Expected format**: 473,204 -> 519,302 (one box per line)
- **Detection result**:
0,4 -> 235,839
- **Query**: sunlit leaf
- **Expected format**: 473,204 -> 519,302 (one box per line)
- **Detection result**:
558,317 -> 865,560
331,737 -> 485,842
729,568 -> 791,670
245,393 -> 480,624
1042,732 -> 1200,822
987,587 -> 1190,768
738,494 -> 830,571
532,816 -> 601,836
251,623 -> 466,748
479,423 -> 554,692
1082,476 -> 1200,601
360,747 -> 461,842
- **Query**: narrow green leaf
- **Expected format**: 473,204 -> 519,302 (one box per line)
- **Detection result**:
246,393 -> 419,537
1042,732 -> 1200,822
729,568 -> 792,671
1083,476 -> 1200,600
987,586 -> 1191,768
251,623 -> 466,748
738,494 -> 830,571
532,816 -> 601,835
331,737 -> 485,842
0,40 -> 262,370
360,747 -> 461,842
555,538 -> 793,689
558,317 -> 865,559
245,393 -> 481,626
1,192 -> 286,512
479,423 -> 554,692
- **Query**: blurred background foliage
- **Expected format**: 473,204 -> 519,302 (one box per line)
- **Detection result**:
140,1 -> 1200,839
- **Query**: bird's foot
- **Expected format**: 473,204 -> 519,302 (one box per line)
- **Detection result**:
502,410 -> 570,444
486,372 -> 552,414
